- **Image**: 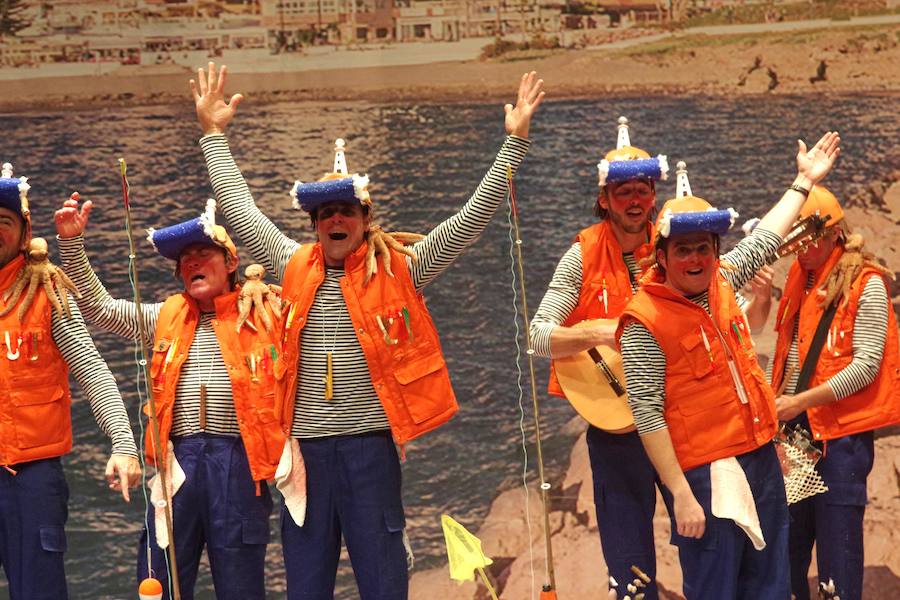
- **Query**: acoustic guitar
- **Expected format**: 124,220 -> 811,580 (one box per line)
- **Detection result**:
554,318 -> 635,433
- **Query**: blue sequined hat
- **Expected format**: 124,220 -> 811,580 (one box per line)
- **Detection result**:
0,162 -> 31,220
655,161 -> 738,240
597,117 -> 669,188
290,138 -> 371,213
146,199 -> 238,261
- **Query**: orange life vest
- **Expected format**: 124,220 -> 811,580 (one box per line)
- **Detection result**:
618,267 -> 777,471
547,220 -> 653,397
275,242 -> 457,446
771,246 -> 900,442
147,289 -> 285,483
0,255 -> 73,467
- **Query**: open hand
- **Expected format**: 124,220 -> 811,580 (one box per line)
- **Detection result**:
106,454 -> 142,503
796,131 -> 841,186
54,192 -> 92,239
190,61 -> 244,136
504,71 -> 545,139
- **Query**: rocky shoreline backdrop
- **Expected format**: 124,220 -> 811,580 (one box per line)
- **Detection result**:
410,174 -> 900,599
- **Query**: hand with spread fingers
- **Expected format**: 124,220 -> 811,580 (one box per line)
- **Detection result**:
504,71 -> 545,140
191,61 -> 244,136
106,453 -> 142,503
54,192 -> 93,239
796,131 -> 841,187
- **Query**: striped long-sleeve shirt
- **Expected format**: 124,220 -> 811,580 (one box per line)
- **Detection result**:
58,236 -> 240,437
200,133 -> 530,438
48,294 -> 138,457
773,271 -> 888,399
620,227 -> 783,435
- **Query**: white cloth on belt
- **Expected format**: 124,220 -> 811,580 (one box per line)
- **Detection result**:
710,456 -> 766,550
275,438 -> 307,527
147,441 -> 186,549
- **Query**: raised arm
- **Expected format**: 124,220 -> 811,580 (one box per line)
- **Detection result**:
192,62 -> 299,279
55,194 -> 161,341
756,131 -> 841,238
52,296 -> 141,501
409,72 -> 544,291
720,132 -> 841,290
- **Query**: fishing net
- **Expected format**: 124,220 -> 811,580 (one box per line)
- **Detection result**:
775,424 -> 829,505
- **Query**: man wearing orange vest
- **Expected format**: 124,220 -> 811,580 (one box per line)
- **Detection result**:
191,62 -> 543,598
769,186 -> 899,600
0,164 -> 139,600
616,131 -> 841,599
55,197 -> 285,600
530,116 -> 668,598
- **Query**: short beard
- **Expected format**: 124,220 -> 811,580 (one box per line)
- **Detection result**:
608,210 -> 647,234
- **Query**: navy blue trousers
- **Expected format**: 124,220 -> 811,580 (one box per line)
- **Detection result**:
0,458 -> 69,600
137,434 -> 273,600
282,431 -> 408,600
661,443 -> 790,600
586,426 -> 660,600
787,415 -> 874,600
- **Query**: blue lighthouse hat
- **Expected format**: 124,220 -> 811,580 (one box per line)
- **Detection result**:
597,117 -> 668,188
290,138 -> 372,213
0,162 -> 31,219
655,162 -> 738,241
146,199 -> 238,261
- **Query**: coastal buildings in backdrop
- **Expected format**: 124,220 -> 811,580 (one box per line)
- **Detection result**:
3,0 -> 871,74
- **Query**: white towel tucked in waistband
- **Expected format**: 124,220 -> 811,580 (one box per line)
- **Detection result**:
710,456 -> 765,550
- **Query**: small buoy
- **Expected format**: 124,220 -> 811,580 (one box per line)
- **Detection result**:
138,577 -> 163,600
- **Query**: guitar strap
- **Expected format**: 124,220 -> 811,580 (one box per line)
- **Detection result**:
793,300 -> 840,394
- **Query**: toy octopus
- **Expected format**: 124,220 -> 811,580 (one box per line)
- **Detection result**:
0,237 -> 81,321
236,264 -> 282,333
364,225 -> 426,285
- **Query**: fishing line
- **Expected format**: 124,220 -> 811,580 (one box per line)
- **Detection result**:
506,192 -> 537,600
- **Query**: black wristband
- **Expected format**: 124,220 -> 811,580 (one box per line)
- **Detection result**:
789,183 -> 810,197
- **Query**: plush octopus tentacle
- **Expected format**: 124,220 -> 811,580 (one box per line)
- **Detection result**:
0,269 -> 28,316
40,271 -> 67,319
266,284 -> 283,319
364,240 -> 378,286
251,289 -> 273,333
371,232 -> 393,278
385,231 -> 425,244
17,276 -> 40,323
381,233 -> 418,262
363,225 -> 425,285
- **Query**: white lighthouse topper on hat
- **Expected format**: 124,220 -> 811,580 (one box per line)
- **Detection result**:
333,138 -> 348,176
675,161 -> 693,198
616,116 -> 631,150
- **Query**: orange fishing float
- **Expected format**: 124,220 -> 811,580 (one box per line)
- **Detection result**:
138,577 -> 163,600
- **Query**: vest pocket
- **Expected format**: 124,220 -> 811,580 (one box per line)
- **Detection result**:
11,383 -> 68,449
393,352 -> 449,424
679,332 -> 715,380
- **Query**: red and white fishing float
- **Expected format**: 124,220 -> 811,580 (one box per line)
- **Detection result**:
138,577 -> 163,600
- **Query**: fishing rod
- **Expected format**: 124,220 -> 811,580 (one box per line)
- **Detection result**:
119,158 -> 182,600
506,165 -> 557,599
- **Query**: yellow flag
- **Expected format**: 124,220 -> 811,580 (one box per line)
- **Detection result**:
441,514 -> 493,582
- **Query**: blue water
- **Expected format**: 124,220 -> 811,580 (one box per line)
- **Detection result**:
0,92 -> 897,599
